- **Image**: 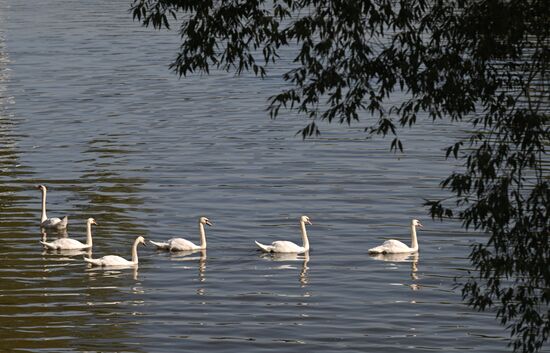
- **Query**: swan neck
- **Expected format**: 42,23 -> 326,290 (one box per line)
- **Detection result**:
86,222 -> 93,246
300,221 -> 310,251
40,189 -> 47,222
410,224 -> 419,251
198,222 -> 207,249
131,238 -> 140,264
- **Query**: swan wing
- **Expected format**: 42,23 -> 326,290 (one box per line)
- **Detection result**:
255,240 -> 274,252
98,255 -> 133,266
167,238 -> 199,251
41,216 -> 68,229
85,255 -> 133,267
41,238 -> 87,250
270,241 -> 305,254
368,239 -> 412,254
150,240 -> 170,250
84,257 -> 102,266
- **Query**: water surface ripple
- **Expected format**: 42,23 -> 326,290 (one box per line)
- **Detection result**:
0,1 -> 515,352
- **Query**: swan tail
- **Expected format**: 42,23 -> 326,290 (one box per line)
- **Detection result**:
368,245 -> 385,254
150,240 -> 170,250
83,257 -> 101,266
42,216 -> 68,229
40,241 -> 57,250
255,241 -> 273,253
59,216 -> 69,228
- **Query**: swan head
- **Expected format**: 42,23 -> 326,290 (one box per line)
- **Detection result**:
300,215 -> 312,225
199,217 -> 212,226
136,236 -> 146,246
36,184 -> 47,191
87,218 -> 98,226
412,219 -> 423,228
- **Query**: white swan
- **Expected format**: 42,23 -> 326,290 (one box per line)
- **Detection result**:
41,218 -> 97,250
150,216 -> 212,251
255,215 -> 312,254
368,219 -> 423,254
36,184 -> 68,229
84,236 -> 146,267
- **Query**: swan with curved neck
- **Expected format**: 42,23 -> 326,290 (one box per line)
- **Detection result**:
255,215 -> 312,254
36,184 -> 68,229
368,219 -> 423,254
150,217 -> 212,251
41,218 -> 97,250
84,236 -> 146,267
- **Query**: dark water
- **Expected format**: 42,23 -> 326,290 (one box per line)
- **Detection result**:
0,1 -> 518,352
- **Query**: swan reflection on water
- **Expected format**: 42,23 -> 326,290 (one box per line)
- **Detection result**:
168,249 -> 207,282
42,247 -> 92,258
86,264 -> 140,281
40,228 -> 68,240
369,252 -> 418,262
259,251 -> 310,286
369,252 -> 420,290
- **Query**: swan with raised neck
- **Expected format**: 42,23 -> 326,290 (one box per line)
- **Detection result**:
150,217 -> 212,251
41,218 -> 97,250
36,184 -> 68,229
368,219 -> 423,254
255,215 -> 312,254
84,236 -> 146,267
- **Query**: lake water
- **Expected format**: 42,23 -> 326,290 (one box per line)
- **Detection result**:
0,1 -> 520,352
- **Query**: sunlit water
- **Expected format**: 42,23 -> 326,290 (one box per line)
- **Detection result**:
0,1 -> 519,352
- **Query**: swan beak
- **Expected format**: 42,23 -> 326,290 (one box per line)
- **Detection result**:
307,220 -> 312,225
92,221 -> 98,225
206,220 -> 213,226
418,223 -> 423,228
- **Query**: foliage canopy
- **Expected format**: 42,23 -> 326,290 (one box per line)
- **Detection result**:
131,0 -> 549,351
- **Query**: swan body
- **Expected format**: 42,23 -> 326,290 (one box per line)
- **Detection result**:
255,215 -> 312,254
85,255 -> 134,267
255,240 -> 305,253
368,219 -> 423,254
151,217 -> 212,251
84,236 -> 145,267
41,218 -> 97,250
36,185 -> 68,229
41,216 -> 68,229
